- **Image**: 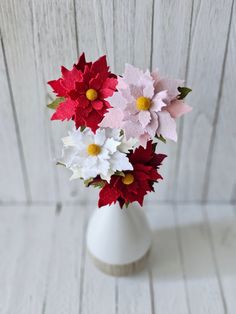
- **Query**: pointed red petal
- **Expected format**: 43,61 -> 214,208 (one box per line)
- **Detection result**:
92,100 -> 104,110
98,185 -> 120,208
51,99 -> 76,121
48,79 -> 67,97
101,77 -> 118,90
91,55 -> 109,73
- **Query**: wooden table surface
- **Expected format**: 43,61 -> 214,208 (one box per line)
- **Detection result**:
0,203 -> 235,314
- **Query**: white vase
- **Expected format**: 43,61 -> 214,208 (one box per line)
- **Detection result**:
86,202 -> 152,276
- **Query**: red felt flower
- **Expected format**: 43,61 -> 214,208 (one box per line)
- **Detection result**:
48,53 -> 117,132
92,141 -> 167,208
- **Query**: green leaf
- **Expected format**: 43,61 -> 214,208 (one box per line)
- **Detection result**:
177,87 -> 192,100
125,202 -> 130,209
114,171 -> 125,177
47,97 -> 65,110
80,126 -> 86,132
156,134 -> 166,144
56,161 -> 66,167
92,181 -> 105,189
84,178 -> 93,187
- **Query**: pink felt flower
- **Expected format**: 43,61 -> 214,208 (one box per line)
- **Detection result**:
100,64 -> 166,146
100,64 -> 192,147
151,70 -> 192,140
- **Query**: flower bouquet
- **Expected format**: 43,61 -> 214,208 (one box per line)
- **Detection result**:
47,53 -> 192,275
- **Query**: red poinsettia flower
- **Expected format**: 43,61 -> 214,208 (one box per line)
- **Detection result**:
92,141 -> 167,208
48,53 -> 117,132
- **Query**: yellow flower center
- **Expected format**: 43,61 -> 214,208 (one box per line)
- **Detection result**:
87,144 -> 101,156
122,173 -> 134,185
86,88 -> 98,101
136,96 -> 151,111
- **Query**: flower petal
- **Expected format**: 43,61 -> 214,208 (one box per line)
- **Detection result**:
51,99 -> 76,121
101,77 -> 117,90
92,100 -> 104,110
129,85 -> 143,99
104,138 -> 120,154
123,63 -> 144,85
94,129 -> 106,146
157,111 -> 177,141
155,78 -> 184,100
138,133 -> 150,148
99,108 -> 124,129
142,81 -> 154,99
48,78 -> 67,96
123,121 -> 144,140
138,110 -> 151,128
91,55 -> 108,73
165,99 -> 192,118
106,92 -> 127,109
99,88 -> 116,98
110,151 -> 133,172
151,90 -> 168,112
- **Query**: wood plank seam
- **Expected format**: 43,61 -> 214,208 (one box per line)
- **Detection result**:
173,0 -> 194,203
147,265 -> 156,314
0,32 -> 31,203
73,0 -> 79,56
78,207 -> 89,314
115,278 -> 119,314
173,204 -> 192,314
202,0 -> 235,203
202,205 -> 228,313
38,204 -> 60,314
30,0 -> 61,202
149,0 -> 155,70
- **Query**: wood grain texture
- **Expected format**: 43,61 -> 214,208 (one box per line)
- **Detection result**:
0,0 -> 56,202
0,0 -> 235,203
31,0 -> 87,202
43,205 -> 85,314
176,0 -> 234,201
0,36 -> 26,202
150,0 -> 193,202
207,2 -> 236,202
206,204 -> 236,313
117,268 -> 152,314
0,205 -> 55,314
114,0 -> 153,73
176,205 -> 225,314
147,205 -> 189,314
0,204 -> 235,313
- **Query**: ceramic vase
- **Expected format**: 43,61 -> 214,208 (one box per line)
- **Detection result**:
86,202 -> 151,276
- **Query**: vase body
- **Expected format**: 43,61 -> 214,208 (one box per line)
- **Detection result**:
86,202 -> 151,276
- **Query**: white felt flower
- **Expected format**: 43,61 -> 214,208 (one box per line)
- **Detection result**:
59,127 -> 134,182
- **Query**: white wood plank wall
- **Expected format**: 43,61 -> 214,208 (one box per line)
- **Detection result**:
0,0 -> 235,204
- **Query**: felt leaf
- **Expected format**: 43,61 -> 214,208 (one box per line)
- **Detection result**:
56,161 -> 66,167
177,86 -> 192,99
47,97 -> 65,110
84,178 -> 93,187
156,134 -> 166,144
92,181 -> 106,189
114,171 -> 125,177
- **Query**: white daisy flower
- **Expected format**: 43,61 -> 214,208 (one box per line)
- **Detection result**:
59,127 -> 135,182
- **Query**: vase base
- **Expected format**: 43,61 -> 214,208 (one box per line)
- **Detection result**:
88,248 -> 150,277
